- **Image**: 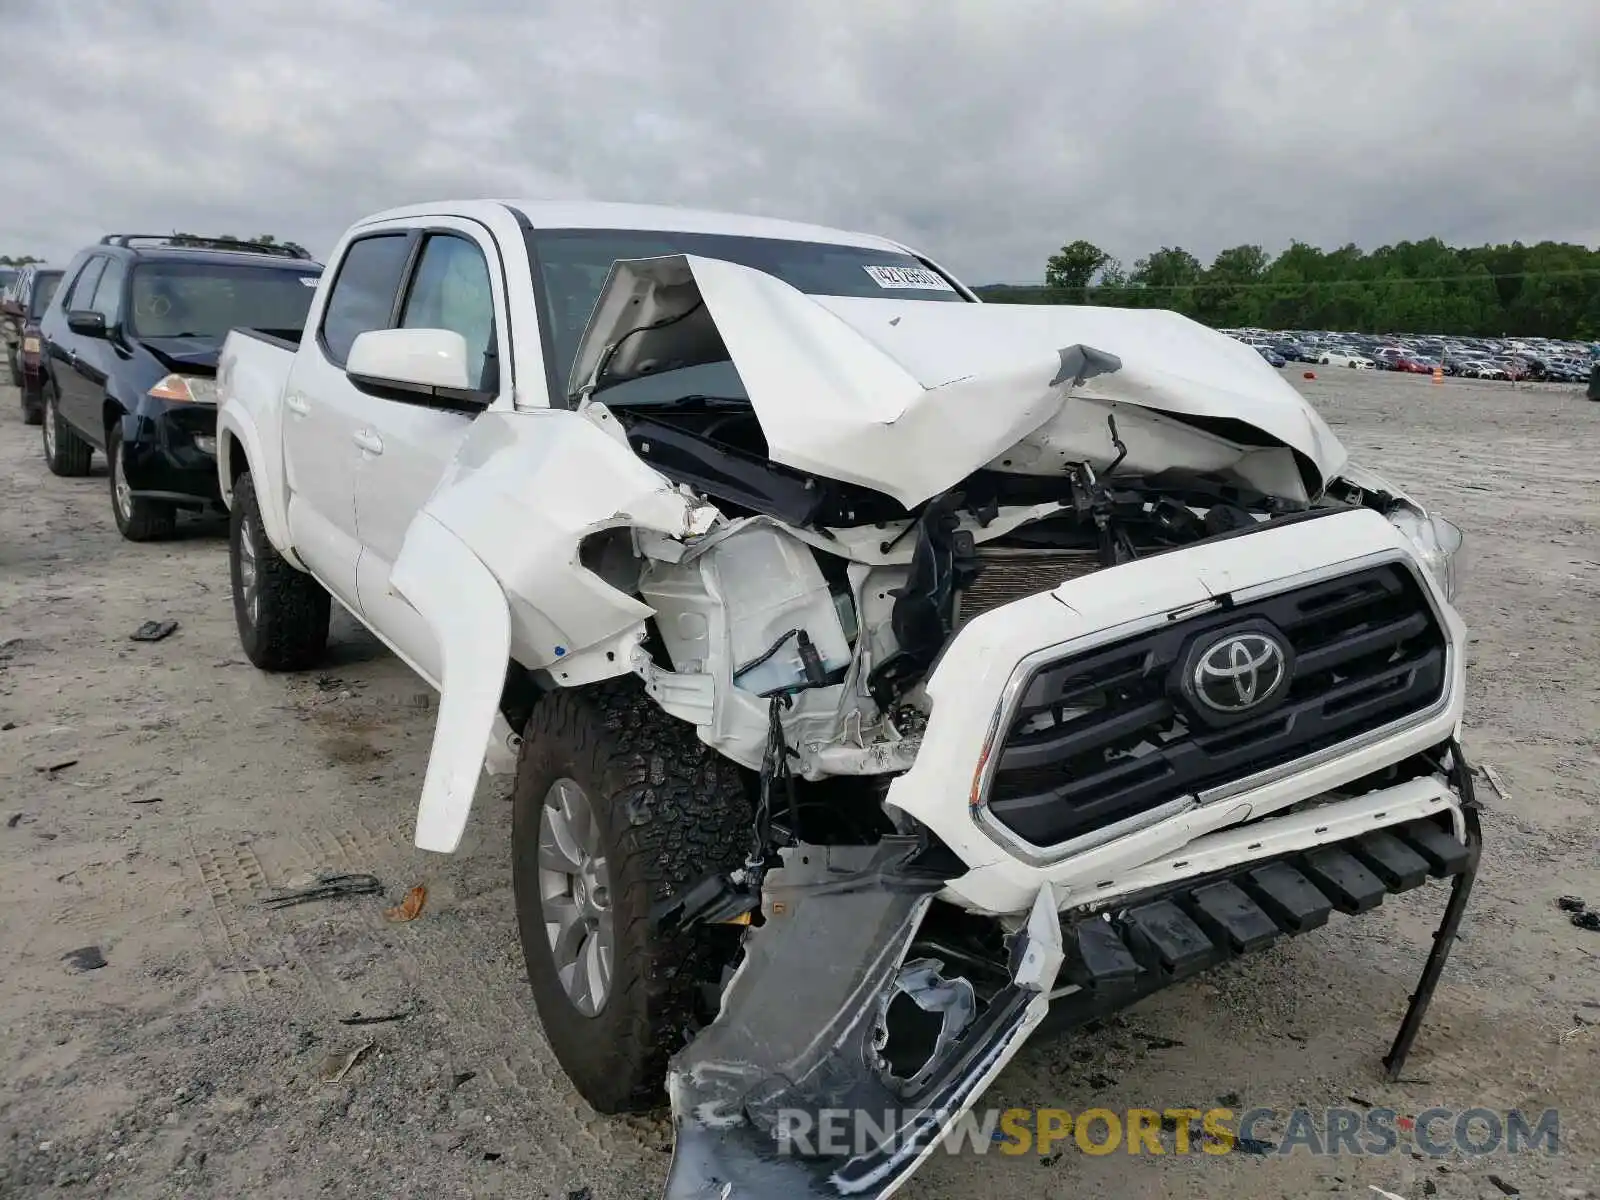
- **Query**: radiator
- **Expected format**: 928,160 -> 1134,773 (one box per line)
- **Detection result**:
954,547 -> 1103,629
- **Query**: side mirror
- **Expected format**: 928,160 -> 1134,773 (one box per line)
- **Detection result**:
67,309 -> 108,338
346,327 -> 489,405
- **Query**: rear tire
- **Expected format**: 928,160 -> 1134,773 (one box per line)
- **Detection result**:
21,388 -> 42,425
41,381 -> 92,477
512,684 -> 749,1114
229,471 -> 330,670
108,426 -> 177,541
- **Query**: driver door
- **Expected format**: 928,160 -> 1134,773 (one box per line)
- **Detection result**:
351,223 -> 509,681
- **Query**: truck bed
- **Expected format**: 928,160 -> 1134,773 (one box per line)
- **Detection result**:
215,326 -> 301,517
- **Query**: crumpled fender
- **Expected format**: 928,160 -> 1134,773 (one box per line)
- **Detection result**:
389,512 -> 511,853
387,409 -> 718,853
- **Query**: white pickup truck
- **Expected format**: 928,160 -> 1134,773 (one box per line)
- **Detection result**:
216,200 -> 1478,1199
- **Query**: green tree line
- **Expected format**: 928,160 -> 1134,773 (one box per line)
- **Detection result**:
978,238 -> 1600,339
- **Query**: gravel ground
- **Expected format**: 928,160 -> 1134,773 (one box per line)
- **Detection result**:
1,369 -> 1597,1200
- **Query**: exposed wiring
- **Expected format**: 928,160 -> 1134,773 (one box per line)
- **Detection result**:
591,299 -> 707,390
732,627 -> 804,683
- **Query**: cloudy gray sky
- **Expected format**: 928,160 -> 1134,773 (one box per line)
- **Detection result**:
3,0 -> 1596,282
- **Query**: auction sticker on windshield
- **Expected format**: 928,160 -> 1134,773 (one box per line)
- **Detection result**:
863,264 -> 956,291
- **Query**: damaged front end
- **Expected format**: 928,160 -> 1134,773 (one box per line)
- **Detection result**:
539,255 -> 1477,1199
395,251 -> 1476,1199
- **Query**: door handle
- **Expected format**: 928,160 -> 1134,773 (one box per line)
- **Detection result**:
284,393 -> 310,416
352,429 -> 384,455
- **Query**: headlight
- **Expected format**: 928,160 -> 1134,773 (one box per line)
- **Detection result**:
148,373 -> 219,404
1389,508 -> 1465,602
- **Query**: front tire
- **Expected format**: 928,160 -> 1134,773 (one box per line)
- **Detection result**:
108,426 -> 177,541
512,684 -> 749,1114
229,471 -> 330,670
41,381 -> 92,477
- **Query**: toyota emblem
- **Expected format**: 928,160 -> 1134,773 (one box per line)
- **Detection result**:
1190,630 -> 1289,714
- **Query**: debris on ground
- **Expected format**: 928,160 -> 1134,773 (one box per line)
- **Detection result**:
1479,762 -> 1512,803
1573,911 -> 1600,932
33,757 -> 78,774
384,884 -> 428,923
318,1040 -> 375,1084
1,720 -> 16,730
261,873 -> 383,909
129,620 -> 179,643
339,1010 -> 414,1026
62,946 -> 107,972
451,1072 -> 476,1091
6,813 -> 22,828
128,796 -> 163,805
1557,896 -> 1587,912
1485,1175 -> 1520,1196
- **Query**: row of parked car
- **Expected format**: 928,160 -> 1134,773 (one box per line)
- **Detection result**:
1,237 -> 323,539
1223,326 -> 1599,383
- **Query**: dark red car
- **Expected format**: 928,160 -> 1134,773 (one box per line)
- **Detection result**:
2,264 -> 65,424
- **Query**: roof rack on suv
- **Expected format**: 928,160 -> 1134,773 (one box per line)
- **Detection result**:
97,234 -> 314,261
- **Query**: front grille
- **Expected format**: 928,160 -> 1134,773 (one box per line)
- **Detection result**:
985,563 -> 1449,850
955,548 -> 1102,630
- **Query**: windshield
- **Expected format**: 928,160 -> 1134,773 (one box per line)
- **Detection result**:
30,272 -> 62,318
525,227 -> 966,398
128,262 -> 322,341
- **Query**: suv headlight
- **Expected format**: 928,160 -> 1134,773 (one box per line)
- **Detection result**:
1389,508 -> 1465,602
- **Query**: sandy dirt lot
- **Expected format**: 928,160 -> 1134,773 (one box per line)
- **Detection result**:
1,369 -> 1597,1200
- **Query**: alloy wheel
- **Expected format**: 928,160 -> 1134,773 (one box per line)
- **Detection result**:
113,442 -> 133,519
536,777 -> 615,1017
237,512 -> 260,628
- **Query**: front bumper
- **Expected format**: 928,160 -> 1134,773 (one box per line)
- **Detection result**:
882,507 -> 1467,915
665,772 -> 1479,1199
121,404 -> 222,506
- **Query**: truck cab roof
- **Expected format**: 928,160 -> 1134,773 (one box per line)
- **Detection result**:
354,198 -> 917,253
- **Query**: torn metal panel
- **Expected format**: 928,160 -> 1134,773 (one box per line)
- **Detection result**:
662,840 -> 1062,1199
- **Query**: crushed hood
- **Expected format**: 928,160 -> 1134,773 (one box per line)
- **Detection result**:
570,254 -> 1347,507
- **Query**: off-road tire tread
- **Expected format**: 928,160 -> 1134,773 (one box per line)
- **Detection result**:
513,682 -> 750,1114
229,471 -> 330,671
109,427 -> 178,541
43,384 -> 92,476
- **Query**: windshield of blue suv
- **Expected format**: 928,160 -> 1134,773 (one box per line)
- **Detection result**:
524,227 -> 966,401
127,261 -> 322,341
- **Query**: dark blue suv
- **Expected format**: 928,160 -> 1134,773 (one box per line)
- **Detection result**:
38,235 -> 322,540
